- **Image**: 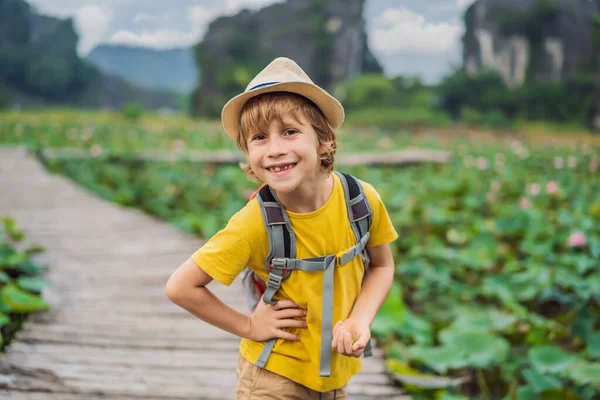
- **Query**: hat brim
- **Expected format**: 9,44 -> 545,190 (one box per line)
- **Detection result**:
221,81 -> 345,141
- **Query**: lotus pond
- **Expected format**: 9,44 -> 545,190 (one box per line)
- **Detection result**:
2,110 -> 600,399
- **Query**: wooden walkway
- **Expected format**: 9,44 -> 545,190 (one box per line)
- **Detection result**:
0,147 -> 409,399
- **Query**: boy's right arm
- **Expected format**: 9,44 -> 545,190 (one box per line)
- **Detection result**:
165,257 -> 307,342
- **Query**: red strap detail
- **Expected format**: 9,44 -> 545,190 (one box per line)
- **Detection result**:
250,183 -> 268,200
253,275 -> 265,296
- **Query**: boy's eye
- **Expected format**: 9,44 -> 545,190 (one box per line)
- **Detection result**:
284,129 -> 298,136
252,134 -> 266,141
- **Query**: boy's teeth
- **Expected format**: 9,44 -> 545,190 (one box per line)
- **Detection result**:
271,164 -> 293,172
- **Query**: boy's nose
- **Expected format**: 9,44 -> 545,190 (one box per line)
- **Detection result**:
266,135 -> 287,157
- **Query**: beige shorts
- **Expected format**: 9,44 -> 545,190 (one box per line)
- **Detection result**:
236,355 -> 347,400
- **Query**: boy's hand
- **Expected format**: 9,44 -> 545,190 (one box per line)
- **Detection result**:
331,318 -> 370,358
247,296 -> 308,342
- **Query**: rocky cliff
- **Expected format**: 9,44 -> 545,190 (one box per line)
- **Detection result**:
0,0 -> 178,111
463,0 -> 599,87
192,0 -> 382,117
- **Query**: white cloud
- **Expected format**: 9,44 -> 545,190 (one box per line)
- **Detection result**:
133,13 -> 161,24
26,2 -> 114,56
27,0 -> 82,18
369,8 -> 462,55
108,0 -> 283,50
108,28 -> 197,49
108,6 -> 217,49
224,0 -> 282,13
456,0 -> 477,10
74,5 -> 113,55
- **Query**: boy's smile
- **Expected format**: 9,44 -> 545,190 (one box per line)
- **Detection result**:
246,113 -> 332,211
265,162 -> 297,175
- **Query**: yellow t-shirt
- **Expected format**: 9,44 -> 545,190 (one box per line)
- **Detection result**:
191,172 -> 398,392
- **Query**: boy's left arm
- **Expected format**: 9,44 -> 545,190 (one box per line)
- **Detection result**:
332,242 -> 395,357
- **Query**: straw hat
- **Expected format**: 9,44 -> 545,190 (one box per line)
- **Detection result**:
221,57 -> 345,140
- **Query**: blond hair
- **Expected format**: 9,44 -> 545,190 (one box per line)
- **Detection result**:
236,92 -> 337,182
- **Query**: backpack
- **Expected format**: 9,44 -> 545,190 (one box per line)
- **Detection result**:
240,171 -> 373,377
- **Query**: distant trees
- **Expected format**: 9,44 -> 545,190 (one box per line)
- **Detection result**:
0,0 -> 96,101
437,68 -> 596,126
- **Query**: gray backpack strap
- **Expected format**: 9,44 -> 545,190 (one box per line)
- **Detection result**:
277,233 -> 370,377
254,185 -> 295,368
336,171 -> 373,269
335,171 -> 374,358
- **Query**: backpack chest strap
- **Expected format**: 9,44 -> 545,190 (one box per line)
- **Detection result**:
257,232 -> 370,376
270,232 -> 370,273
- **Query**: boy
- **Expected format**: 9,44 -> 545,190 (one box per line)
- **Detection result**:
165,57 -> 398,399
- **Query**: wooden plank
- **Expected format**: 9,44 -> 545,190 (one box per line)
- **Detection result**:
0,147 -> 410,399
0,391 -> 177,400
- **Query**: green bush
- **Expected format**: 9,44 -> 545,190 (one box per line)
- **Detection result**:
0,217 -> 49,352
121,102 -> 144,121
459,106 -> 484,126
0,85 -> 12,110
336,74 -> 395,112
438,67 -> 595,128
38,138 -> 600,398
484,109 -> 513,129
345,106 -> 452,129
437,68 -> 512,119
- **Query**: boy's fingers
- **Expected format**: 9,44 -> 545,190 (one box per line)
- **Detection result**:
350,348 -> 364,358
277,318 -> 307,329
331,322 -> 342,348
342,331 -> 353,355
277,329 -> 300,341
352,333 -> 369,352
335,330 -> 345,354
332,321 -> 342,340
273,300 -> 298,310
276,308 -> 307,319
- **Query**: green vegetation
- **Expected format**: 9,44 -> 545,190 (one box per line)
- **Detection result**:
0,0 -> 179,111
121,102 -> 145,122
192,17 -> 276,117
37,142 -> 600,398
334,67 -> 596,133
311,0 -> 334,88
0,217 -> 49,353
0,0 -> 95,100
10,109 -> 597,398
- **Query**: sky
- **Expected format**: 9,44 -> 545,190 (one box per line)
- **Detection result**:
26,0 -> 477,83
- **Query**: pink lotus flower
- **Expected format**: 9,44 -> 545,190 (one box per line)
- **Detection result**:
90,144 -> 103,157
517,148 -> 530,159
519,197 -> 531,209
173,139 -> 186,151
527,183 -> 541,197
568,156 -> 577,169
554,156 -> 564,169
591,157 -> 598,173
546,181 -> 558,194
477,157 -> 489,170
568,232 -> 586,248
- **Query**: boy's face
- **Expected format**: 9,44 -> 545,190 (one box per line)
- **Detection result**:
245,113 -> 327,194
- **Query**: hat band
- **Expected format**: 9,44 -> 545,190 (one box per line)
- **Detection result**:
248,81 -> 279,91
